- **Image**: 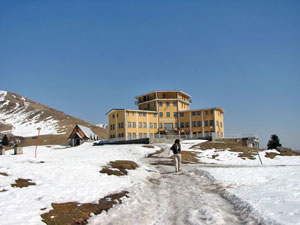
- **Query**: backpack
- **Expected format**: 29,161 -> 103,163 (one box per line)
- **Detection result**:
170,144 -> 178,154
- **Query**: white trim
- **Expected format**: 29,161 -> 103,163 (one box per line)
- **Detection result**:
147,113 -> 149,137
201,110 -> 204,137
189,111 -> 192,134
124,110 -> 127,140
213,110 -> 216,138
136,111 -> 138,136
115,112 -> 117,138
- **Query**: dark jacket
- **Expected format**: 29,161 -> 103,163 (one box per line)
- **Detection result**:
170,143 -> 181,154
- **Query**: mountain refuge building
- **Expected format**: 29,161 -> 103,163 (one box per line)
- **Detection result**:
68,124 -> 99,146
106,91 -> 224,140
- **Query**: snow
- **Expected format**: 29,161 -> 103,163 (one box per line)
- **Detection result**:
0,140 -> 299,225
0,90 -> 7,101
77,124 -> 98,140
203,166 -> 300,225
0,143 -> 158,225
0,92 -> 64,137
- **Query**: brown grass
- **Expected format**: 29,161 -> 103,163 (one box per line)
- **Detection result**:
180,151 -> 199,163
142,145 -> 155,149
0,172 -> 8,176
194,140 -> 263,160
41,191 -> 129,225
100,160 -> 139,176
11,178 -> 36,188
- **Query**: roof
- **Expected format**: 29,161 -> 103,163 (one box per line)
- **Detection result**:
178,107 -> 225,114
105,109 -> 158,115
77,125 -> 98,140
135,90 -> 192,99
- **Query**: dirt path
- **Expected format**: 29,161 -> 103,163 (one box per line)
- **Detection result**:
90,146 -> 267,225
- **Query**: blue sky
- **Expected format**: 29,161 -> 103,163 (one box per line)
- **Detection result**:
1,1 -> 299,149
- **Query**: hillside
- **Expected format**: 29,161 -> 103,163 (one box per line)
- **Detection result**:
0,90 -> 108,146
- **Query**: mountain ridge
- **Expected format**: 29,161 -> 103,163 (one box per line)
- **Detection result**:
0,90 -> 108,146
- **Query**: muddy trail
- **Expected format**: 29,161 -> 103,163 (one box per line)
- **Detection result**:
90,146 -> 274,225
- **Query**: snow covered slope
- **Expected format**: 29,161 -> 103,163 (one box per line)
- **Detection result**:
0,90 -> 107,140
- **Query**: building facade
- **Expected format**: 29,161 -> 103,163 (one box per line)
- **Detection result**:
106,91 -> 224,139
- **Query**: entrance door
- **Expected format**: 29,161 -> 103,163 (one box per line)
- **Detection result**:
164,123 -> 173,131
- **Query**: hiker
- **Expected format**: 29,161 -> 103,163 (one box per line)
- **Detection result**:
170,139 -> 181,172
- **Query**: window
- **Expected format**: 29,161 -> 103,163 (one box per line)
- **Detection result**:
160,123 -> 163,128
133,133 -> 136,139
154,123 -> 157,128
173,101 -> 176,107
117,113 -> 118,117
216,121 -> 219,126
132,122 -> 136,128
166,112 -> 170,117
180,122 -> 184,128
160,112 -> 163,117
205,120 -> 208,126
113,124 -> 115,130
220,122 -> 223,127
197,121 -> 202,127
143,122 -> 147,128
128,122 -> 131,128
205,131 -> 209,137
211,110 -> 214,115
126,112 -> 129,116
180,113 -> 184,117
143,112 -> 146,117
193,132 -> 197,137
139,133 -> 143,138
198,132 -> 202,137
175,123 -> 178,128
159,102 -> 163,107
144,133 -> 147,138
132,112 -> 134,116
210,120 -> 214,126
153,114 -> 157,118
192,121 -> 196,127
192,112 -> 196,116
128,133 -> 131,139
150,123 -> 153,128
185,122 -> 189,127
118,122 -> 123,128
139,112 -> 142,116
181,103 -> 183,108
197,111 -> 201,115
150,133 -> 154,138
174,112 -> 177,117
166,102 -> 170,107
147,104 -> 150,109
139,122 -> 142,128
112,114 -> 115,119
206,111 -> 208,115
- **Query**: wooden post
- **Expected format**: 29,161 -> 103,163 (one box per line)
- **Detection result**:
35,128 -> 41,158
0,145 -> 5,155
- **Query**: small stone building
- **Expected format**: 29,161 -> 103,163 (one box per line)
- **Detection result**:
68,125 -> 99,146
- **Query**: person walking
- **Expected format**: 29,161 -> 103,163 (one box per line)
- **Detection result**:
170,139 -> 182,172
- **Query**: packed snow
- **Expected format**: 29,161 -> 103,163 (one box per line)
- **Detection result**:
0,140 -> 299,225
0,143 -> 157,225
0,91 -> 64,137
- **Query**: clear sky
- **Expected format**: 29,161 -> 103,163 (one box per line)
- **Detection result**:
1,1 -> 299,149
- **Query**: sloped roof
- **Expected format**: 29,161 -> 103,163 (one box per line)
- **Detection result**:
77,125 -> 98,140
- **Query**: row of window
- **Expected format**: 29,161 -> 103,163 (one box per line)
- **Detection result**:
110,131 -> 223,139
180,120 -> 213,128
111,120 -> 223,130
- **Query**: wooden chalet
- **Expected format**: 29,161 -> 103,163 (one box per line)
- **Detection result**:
68,125 -> 99,146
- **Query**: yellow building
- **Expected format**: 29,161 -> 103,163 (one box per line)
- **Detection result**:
106,91 -> 224,139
